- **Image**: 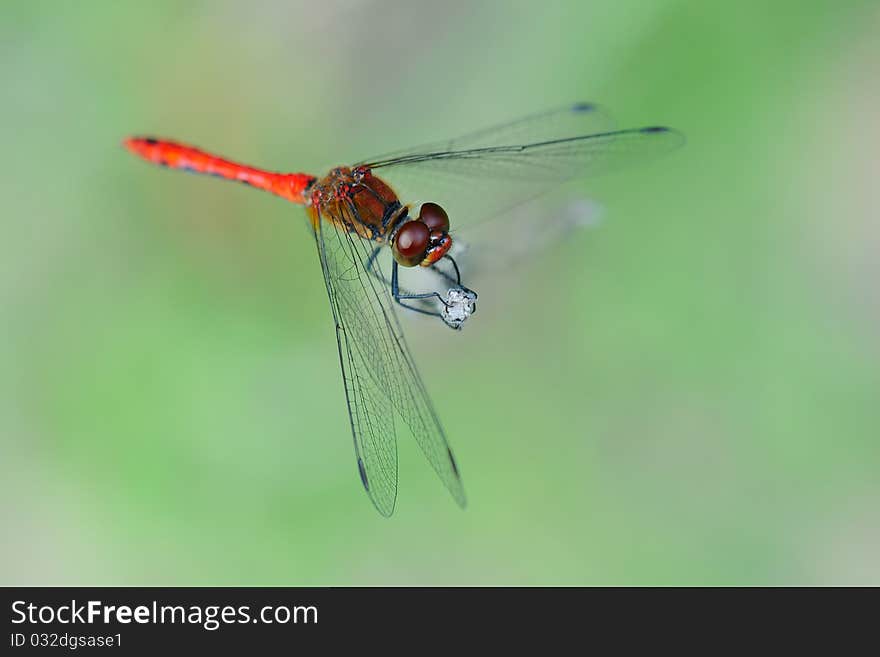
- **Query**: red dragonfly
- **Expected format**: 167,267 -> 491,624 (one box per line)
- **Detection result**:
124,103 -> 682,516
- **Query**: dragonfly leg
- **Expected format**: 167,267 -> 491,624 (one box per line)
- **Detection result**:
390,260 -> 446,318
370,252 -> 476,328
364,244 -> 442,316
365,245 -> 462,290
422,253 -> 463,288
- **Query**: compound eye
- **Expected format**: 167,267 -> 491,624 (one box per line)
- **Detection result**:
393,220 -> 430,267
418,202 -> 450,233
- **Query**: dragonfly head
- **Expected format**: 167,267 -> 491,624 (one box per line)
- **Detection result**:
391,202 -> 452,267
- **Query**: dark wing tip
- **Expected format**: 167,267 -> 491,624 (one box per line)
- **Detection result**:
639,125 -> 686,148
447,448 -> 461,478
357,457 -> 370,491
571,101 -> 597,113
445,449 -> 467,509
570,102 -> 616,131
357,457 -> 396,517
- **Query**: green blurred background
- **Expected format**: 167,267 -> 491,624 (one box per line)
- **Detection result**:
2,0 -> 879,585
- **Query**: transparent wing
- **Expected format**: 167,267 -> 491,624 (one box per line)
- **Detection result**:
313,203 -> 466,517
355,101 -> 617,166
450,197 -> 605,276
355,103 -> 682,233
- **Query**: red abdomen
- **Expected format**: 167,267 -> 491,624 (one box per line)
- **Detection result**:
123,137 -> 315,205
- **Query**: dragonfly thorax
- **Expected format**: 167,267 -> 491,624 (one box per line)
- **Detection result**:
307,166 -> 402,242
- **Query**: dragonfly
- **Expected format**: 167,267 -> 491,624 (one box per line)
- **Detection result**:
123,102 -> 683,516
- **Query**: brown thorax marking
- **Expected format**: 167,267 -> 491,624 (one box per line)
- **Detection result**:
306,166 -> 405,242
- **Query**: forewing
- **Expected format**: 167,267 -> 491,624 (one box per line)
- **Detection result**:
313,204 -> 466,516
364,126 -> 682,233
356,101 -> 681,234
356,101 -> 617,167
